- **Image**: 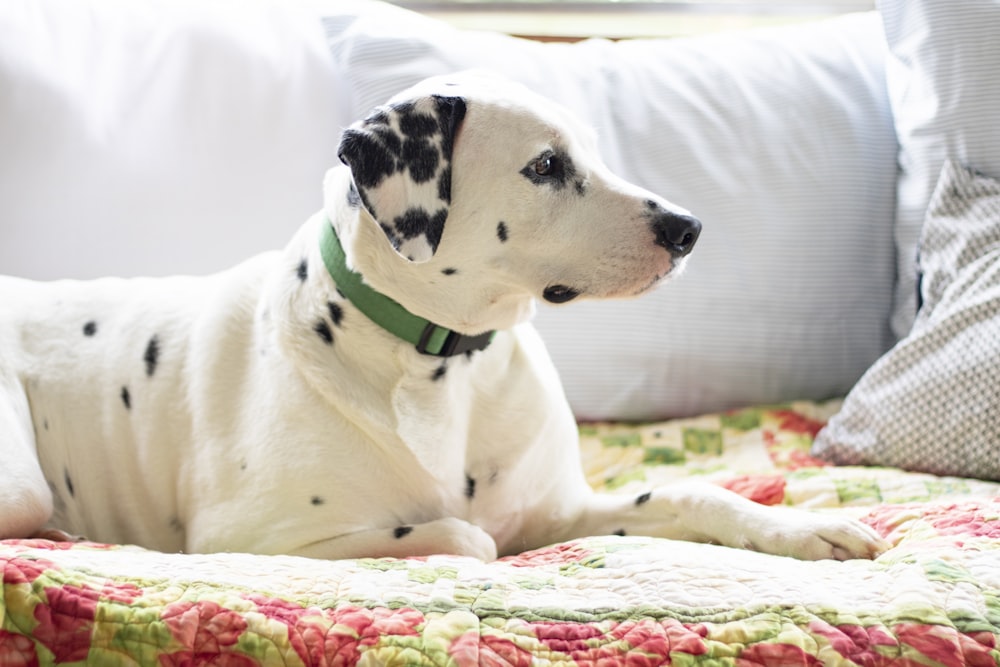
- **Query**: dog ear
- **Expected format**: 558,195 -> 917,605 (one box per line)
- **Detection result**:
338,95 -> 467,263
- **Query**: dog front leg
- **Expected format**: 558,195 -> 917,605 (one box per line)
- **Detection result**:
0,373 -> 54,538
289,517 -> 498,561
567,482 -> 887,561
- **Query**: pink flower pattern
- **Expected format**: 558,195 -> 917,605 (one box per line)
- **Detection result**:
719,474 -> 787,506
0,405 -> 998,666
0,630 -> 39,667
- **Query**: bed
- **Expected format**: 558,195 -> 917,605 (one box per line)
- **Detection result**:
3,400 -> 998,665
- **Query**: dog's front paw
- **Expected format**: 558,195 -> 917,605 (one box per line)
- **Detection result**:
808,515 -> 890,561
30,528 -> 87,543
749,508 -> 889,561
414,517 -> 498,561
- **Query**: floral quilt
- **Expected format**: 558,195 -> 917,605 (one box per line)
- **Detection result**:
2,401 -> 999,666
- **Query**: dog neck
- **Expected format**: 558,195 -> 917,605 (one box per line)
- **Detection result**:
318,216 -> 495,358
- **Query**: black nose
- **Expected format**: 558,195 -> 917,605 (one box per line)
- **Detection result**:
652,212 -> 702,257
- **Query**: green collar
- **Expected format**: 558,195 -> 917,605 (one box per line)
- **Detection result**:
318,220 -> 495,357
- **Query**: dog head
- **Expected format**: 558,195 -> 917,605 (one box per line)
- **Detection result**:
329,73 -> 701,334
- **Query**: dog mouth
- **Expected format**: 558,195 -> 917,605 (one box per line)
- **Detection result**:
542,265 -> 679,303
542,284 -> 581,304
631,256 -> 688,296
542,250 -> 687,303
542,273 -> 669,303
632,272 -> 670,297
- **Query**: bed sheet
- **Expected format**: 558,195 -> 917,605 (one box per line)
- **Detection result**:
2,401 -> 998,666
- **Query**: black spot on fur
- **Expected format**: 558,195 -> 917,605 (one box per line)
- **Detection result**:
296,259 -> 308,282
433,96 -> 466,161
397,107 -> 438,139
437,166 -> 452,203
64,469 -> 75,498
465,475 -> 476,500
389,101 -> 414,116
240,459 -> 248,471
371,125 -> 403,157
82,321 -> 97,336
395,208 -> 447,253
388,96 -> 463,206
434,99 -> 465,202
314,321 -> 333,345
365,109 -> 391,126
144,336 -> 160,377
394,526 -> 413,539
328,301 -> 344,327
432,364 -> 448,382
424,210 -> 448,253
636,492 -> 652,506
311,496 -> 325,506
338,128 -> 398,190
613,528 -> 626,537
574,180 -> 587,196
121,386 -> 131,410
400,137 -> 439,183
170,517 -> 184,532
442,268 -> 458,276
497,221 -> 509,243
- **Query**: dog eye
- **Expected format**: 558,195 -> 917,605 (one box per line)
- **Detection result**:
534,155 -> 558,177
521,152 -> 569,186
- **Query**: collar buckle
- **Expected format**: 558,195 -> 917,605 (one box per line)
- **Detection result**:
417,323 -> 495,357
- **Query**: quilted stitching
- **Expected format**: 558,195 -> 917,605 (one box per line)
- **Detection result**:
1,403 -> 999,665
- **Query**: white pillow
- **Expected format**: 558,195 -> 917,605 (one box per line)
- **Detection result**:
0,0 -> 344,279
813,160 -> 1000,481
880,0 -> 1000,338
324,2 -> 899,420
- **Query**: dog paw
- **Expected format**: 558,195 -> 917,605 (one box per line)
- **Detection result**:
746,508 -> 889,561
421,517 -> 498,561
30,528 -> 87,543
809,516 -> 890,561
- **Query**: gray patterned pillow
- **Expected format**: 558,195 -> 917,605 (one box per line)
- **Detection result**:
812,160 -> 1000,480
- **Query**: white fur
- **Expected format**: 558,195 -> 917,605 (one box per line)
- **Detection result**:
0,74 -> 887,561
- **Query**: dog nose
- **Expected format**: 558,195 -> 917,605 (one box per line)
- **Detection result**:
652,212 -> 701,257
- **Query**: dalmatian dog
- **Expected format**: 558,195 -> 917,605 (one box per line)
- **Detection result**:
0,73 -> 888,561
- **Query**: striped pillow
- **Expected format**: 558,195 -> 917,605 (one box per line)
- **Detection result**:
814,160 -> 1000,481
881,0 -> 1000,338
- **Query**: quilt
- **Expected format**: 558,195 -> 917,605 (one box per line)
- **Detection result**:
2,401 -> 999,666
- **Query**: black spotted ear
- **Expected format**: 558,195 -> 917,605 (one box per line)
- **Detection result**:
338,95 -> 467,262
